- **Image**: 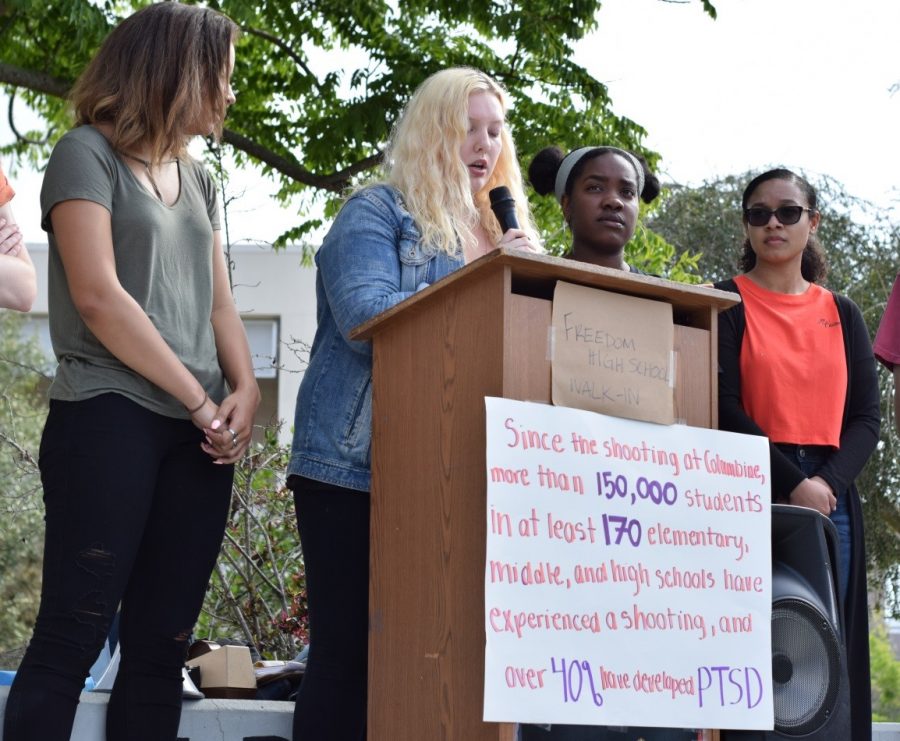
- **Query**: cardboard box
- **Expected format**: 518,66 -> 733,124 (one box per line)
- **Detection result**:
186,645 -> 257,699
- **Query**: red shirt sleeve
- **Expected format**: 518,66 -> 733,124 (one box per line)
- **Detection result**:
0,165 -> 15,207
874,274 -> 900,370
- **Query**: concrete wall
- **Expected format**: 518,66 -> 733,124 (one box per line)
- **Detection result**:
5,687 -> 900,739
0,687 -> 292,740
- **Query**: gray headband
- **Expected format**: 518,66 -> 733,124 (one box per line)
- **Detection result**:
553,146 -> 645,203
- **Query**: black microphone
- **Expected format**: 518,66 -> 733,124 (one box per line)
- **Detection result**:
489,186 -> 520,233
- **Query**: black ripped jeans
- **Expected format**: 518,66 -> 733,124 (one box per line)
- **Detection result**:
3,393 -> 233,741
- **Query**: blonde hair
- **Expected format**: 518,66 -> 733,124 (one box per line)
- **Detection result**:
382,67 -> 540,255
70,2 -> 238,164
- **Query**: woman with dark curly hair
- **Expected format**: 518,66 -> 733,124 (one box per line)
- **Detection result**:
528,144 -> 659,272
715,168 -> 878,741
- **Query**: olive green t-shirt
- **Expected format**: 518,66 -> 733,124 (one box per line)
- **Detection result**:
41,125 -> 227,418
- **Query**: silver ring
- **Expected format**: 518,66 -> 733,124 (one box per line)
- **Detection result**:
228,428 -> 238,447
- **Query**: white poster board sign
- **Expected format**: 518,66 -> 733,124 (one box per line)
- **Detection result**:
484,397 -> 774,731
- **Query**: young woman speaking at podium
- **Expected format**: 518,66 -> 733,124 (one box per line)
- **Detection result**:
285,67 -> 540,740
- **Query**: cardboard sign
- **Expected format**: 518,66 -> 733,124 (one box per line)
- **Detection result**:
551,281 -> 674,425
483,397 -> 773,730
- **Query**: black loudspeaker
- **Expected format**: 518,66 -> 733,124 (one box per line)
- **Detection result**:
723,504 -> 850,740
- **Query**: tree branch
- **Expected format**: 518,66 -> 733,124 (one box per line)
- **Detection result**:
0,61 -> 383,192
222,525 -> 285,600
0,429 -> 38,467
221,129 -> 382,192
243,26 -> 326,97
0,355 -> 52,382
9,92 -> 53,145
0,62 -> 68,98
214,561 -> 256,647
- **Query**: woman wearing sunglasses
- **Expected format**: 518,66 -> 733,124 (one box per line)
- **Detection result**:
715,168 -> 878,741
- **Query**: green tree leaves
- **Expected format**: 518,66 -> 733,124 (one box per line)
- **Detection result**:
0,0 -> 710,261
0,312 -> 50,663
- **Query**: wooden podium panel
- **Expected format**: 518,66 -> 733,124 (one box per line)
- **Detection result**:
504,293 -> 713,427
353,250 -> 738,740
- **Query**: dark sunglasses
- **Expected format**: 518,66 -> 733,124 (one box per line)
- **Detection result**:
743,206 -> 814,227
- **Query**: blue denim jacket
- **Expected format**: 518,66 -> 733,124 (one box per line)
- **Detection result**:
287,185 -> 466,491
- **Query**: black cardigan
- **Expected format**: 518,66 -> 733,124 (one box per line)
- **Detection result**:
715,277 -> 879,740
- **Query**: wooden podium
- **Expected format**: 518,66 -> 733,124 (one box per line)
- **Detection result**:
352,249 -> 739,741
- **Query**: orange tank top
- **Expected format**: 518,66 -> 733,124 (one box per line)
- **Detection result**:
736,274 -> 846,447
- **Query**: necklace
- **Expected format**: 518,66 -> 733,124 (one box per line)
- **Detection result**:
120,152 -> 178,202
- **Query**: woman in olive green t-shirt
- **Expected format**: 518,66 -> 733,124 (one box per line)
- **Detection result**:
3,6 -> 259,741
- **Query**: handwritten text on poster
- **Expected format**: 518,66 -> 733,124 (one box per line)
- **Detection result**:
483,397 -> 773,730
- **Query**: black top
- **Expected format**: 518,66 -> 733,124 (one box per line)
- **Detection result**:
559,252 -> 650,277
